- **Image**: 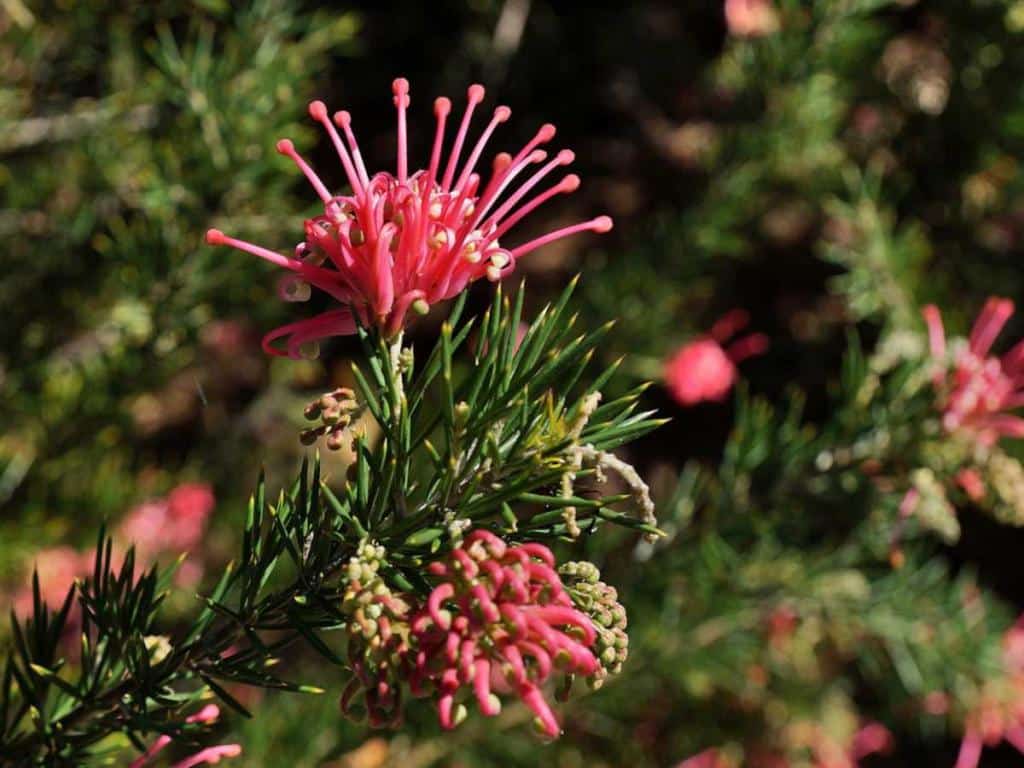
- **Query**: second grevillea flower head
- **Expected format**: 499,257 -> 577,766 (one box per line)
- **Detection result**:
923,298 -> 1024,447
206,78 -> 612,356
408,530 -> 599,739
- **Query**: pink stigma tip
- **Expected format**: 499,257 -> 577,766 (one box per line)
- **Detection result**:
493,152 -> 512,170
468,84 -> 486,102
495,106 -> 512,122
392,77 -> 410,106
537,124 -> 556,142
556,149 -> 575,164
276,138 -> 295,155
434,97 -> 452,116
333,111 -> 351,128
529,150 -> 548,163
591,216 -> 613,233
308,101 -> 328,121
561,174 -> 581,192
205,228 -> 225,245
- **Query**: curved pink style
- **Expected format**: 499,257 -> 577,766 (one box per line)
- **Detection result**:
409,530 -> 598,738
206,79 -> 612,356
663,309 -> 769,406
924,298 -> 1024,447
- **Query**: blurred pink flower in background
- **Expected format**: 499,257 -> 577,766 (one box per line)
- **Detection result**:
664,310 -> 768,406
724,0 -> 779,38
12,546 -> 90,617
207,78 -> 612,353
118,483 -> 216,587
676,748 -> 726,768
6,483 -> 217,620
676,722 -> 891,768
923,298 -> 1024,447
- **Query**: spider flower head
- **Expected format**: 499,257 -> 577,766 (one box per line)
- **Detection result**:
408,530 -> 598,739
923,298 -> 1024,447
206,78 -> 612,357
664,309 -> 768,406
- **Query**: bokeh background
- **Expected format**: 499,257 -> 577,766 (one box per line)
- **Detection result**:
5,0 -> 1024,765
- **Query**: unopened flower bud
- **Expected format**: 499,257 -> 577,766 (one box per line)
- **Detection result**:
454,401 -> 470,428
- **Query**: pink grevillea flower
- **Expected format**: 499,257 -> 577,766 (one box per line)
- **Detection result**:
408,530 -> 598,738
663,309 -> 768,406
923,299 -> 1024,447
206,78 -> 612,356
129,705 -> 242,768
724,0 -> 780,38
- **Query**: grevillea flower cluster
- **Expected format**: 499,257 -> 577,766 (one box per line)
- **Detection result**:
129,705 -> 241,768
663,309 -> 768,406
335,533 -> 609,739
923,298 -> 1024,448
409,531 -> 599,739
206,78 -> 612,356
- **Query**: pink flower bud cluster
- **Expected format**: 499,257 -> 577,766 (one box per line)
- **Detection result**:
407,530 -> 599,738
301,387 -> 360,451
206,78 -> 612,355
